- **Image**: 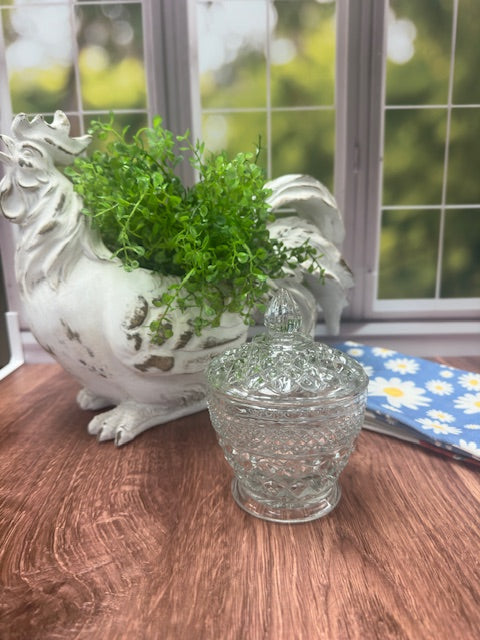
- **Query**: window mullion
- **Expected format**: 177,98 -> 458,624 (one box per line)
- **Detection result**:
144,0 -> 199,185
335,0 -> 386,321
435,0 -> 459,299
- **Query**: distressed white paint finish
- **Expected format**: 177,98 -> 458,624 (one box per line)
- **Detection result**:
0,112 -> 248,445
265,174 -> 354,336
0,112 -> 352,444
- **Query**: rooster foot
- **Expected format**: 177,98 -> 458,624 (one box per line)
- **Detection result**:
77,387 -> 113,411
87,399 -> 207,446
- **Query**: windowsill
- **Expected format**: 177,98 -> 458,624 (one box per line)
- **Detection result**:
317,319 -> 480,357
20,318 -> 480,364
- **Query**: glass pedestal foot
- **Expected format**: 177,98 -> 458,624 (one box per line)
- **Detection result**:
231,478 -> 341,523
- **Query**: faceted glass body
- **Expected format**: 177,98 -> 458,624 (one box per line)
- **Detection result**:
206,290 -> 368,523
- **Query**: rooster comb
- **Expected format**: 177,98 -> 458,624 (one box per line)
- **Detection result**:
11,110 -> 91,165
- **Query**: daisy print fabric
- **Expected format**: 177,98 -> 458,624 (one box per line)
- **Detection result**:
335,341 -> 480,463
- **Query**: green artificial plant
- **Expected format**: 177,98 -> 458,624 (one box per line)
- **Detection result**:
65,116 -> 322,342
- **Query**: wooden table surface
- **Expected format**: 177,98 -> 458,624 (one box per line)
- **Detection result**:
1,358 -> 479,640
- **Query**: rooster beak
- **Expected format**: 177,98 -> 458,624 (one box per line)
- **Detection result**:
0,134 -> 15,166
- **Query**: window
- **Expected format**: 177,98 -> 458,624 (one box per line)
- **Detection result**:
0,0 -> 159,328
0,0 -> 478,355
193,0 -> 479,323
1,1 -> 149,129
374,0 -> 480,318
196,0 -> 336,187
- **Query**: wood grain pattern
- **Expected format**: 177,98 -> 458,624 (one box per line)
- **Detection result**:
1,358 -> 479,640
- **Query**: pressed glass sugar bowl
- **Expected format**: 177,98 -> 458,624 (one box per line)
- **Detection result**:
206,289 -> 368,523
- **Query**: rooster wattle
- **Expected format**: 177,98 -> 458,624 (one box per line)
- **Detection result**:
0,111 -> 352,445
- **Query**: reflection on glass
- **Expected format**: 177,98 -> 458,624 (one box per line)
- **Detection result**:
75,3 -> 146,110
386,0 -> 452,105
453,0 -> 480,104
272,0 -> 335,108
201,112 -> 267,172
442,210 -> 480,297
447,108 -> 480,205
2,4 -> 75,113
378,209 -> 439,299
271,109 -> 334,187
198,0 -> 267,109
383,108 -> 446,206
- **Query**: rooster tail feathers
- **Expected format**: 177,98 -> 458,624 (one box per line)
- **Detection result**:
266,175 -> 353,335
265,174 -> 345,247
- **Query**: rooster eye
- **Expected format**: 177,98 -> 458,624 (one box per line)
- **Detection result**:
21,144 -> 42,159
18,143 -> 43,167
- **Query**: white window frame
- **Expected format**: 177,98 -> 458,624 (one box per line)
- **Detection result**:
0,0 -> 478,359
333,0 -> 479,354
335,0 -> 385,322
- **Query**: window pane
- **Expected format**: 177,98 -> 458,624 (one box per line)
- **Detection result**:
453,0 -> 480,104
381,0 -> 480,303
64,113 -> 82,138
83,111 -> 149,152
442,209 -> 480,297
446,108 -> 480,205
75,2 -> 146,110
2,4 -> 76,113
201,111 -> 268,171
378,209 -> 440,299
197,0 -> 336,182
197,0 -> 267,110
271,0 -> 335,108
386,0 -> 452,106
271,109 -> 334,187
383,108 -> 446,206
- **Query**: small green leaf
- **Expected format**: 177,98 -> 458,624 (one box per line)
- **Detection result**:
237,252 -> 249,264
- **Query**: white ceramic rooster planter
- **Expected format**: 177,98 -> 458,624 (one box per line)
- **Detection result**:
0,111 -> 353,445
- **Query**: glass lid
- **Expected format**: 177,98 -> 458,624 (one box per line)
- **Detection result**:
206,289 -> 368,403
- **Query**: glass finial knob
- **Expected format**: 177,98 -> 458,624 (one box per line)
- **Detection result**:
264,288 -> 302,334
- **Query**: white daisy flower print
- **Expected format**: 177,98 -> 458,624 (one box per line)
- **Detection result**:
458,372 -> 480,391
348,347 -> 364,357
427,409 -> 454,423
425,379 -> 454,396
369,377 -> 431,410
385,358 -> 420,375
465,424 -> 480,430
416,418 -> 461,435
458,440 -> 480,456
439,369 -> 454,378
454,393 -> 480,415
344,340 -> 360,347
372,347 -> 396,358
381,403 -> 403,414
